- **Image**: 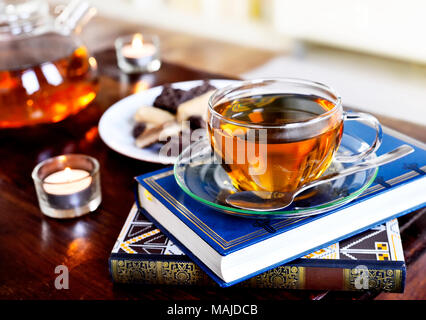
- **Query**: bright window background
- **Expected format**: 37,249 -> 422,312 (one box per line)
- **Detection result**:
87,0 -> 426,63
273,0 -> 426,64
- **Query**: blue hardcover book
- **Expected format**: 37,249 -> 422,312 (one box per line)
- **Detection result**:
135,122 -> 426,287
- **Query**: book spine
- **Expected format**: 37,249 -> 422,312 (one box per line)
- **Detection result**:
109,256 -> 213,286
109,256 -> 405,292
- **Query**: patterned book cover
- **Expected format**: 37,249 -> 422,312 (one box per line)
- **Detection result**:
110,205 -> 406,292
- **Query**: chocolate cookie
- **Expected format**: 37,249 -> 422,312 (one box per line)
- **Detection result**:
132,122 -> 147,138
153,81 -> 216,114
153,84 -> 187,114
186,80 -> 216,99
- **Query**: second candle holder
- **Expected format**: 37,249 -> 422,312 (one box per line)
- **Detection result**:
115,33 -> 161,73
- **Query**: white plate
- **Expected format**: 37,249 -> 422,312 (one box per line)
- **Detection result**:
98,79 -> 237,164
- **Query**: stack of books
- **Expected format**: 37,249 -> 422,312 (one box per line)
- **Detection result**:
110,122 -> 426,292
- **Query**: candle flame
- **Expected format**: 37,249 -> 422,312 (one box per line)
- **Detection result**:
88,57 -> 98,69
64,167 -> 72,182
132,33 -> 144,49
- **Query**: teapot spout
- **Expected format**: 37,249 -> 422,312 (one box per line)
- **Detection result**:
55,0 -> 97,35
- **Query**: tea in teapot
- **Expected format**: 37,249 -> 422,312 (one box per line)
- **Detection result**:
0,0 -> 98,128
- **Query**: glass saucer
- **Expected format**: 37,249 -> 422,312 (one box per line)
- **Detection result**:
174,133 -> 378,219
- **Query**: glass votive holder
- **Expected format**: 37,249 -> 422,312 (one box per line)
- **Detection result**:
115,33 -> 161,73
32,154 -> 102,219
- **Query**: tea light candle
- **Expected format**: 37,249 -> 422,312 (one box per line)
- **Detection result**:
43,167 -> 92,195
121,33 -> 156,60
115,33 -> 161,73
32,154 -> 101,219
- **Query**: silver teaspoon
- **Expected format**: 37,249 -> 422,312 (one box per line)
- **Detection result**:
226,145 -> 414,212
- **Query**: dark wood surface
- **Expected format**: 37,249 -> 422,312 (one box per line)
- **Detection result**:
0,49 -> 425,300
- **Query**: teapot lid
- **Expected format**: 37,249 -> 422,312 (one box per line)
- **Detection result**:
0,0 -> 95,40
0,0 -> 51,38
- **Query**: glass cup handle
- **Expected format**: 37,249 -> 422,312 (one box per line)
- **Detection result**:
335,111 -> 383,163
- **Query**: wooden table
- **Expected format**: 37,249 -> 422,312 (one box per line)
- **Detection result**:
0,49 -> 425,300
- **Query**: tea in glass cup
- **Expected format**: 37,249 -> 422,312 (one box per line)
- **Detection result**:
207,79 -> 382,193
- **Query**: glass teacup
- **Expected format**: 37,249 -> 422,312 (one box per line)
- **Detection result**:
207,78 -> 382,193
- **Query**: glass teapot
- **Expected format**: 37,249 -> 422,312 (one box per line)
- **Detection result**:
0,0 -> 98,128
